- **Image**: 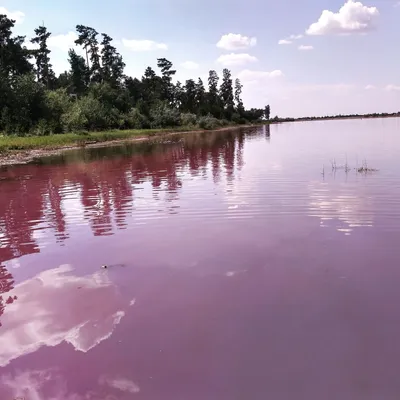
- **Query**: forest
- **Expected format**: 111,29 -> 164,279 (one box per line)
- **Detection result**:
0,15 -> 270,136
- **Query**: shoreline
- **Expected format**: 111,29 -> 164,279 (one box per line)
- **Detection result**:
0,124 -> 259,167
1,114 -> 399,167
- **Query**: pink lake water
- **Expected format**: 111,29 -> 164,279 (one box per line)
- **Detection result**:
1,119 -> 400,399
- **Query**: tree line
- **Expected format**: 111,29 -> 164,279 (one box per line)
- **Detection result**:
0,15 -> 271,136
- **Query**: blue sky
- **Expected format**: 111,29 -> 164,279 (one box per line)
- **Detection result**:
2,0 -> 400,117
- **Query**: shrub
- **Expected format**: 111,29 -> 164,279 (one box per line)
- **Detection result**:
180,113 -> 197,127
45,89 -> 72,133
62,95 -> 118,131
119,108 -> 150,129
197,115 -> 222,130
150,102 -> 180,128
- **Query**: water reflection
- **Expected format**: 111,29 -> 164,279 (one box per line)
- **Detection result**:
0,264 -> 127,367
0,264 -> 15,326
308,181 -> 374,235
0,130 -> 251,264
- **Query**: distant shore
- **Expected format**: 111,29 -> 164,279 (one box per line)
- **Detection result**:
274,112 -> 400,123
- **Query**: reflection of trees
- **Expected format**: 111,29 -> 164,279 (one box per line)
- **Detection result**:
0,129 -> 253,263
0,264 -> 15,326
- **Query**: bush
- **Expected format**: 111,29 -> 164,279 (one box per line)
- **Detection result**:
32,119 -> 52,136
180,113 -> 197,127
119,108 -> 150,129
62,95 -> 120,131
150,102 -> 180,128
197,115 -> 222,130
1,74 -> 47,135
45,89 -> 71,133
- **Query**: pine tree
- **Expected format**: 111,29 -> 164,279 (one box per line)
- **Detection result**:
264,104 -> 270,120
207,70 -> 222,118
157,58 -> 176,104
68,48 -> 89,95
234,78 -> 244,116
195,78 -> 206,115
75,25 -> 101,83
0,14 -> 32,79
31,25 -> 55,88
220,68 -> 234,119
182,79 -> 197,113
101,33 -> 125,88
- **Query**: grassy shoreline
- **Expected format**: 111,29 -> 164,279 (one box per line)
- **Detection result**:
0,124 -> 262,166
0,126 -> 211,153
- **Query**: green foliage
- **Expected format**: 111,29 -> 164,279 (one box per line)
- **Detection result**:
31,25 -> 55,88
0,18 -> 268,137
44,88 -> 71,132
198,115 -> 223,130
1,74 -> 47,134
150,102 -> 180,128
180,113 -> 197,126
120,108 -> 150,129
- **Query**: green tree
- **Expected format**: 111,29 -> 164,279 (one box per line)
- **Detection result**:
174,81 -> 184,110
207,70 -> 222,118
125,77 -> 143,106
234,78 -> 244,115
141,66 -> 162,111
101,33 -> 125,88
264,104 -> 270,120
157,58 -> 176,103
195,78 -> 207,115
220,68 -> 234,119
68,48 -> 89,95
182,79 -> 197,113
0,14 -> 32,79
31,25 -> 55,88
75,25 -> 101,83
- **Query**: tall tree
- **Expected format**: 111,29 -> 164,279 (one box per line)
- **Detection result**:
31,25 -> 55,88
75,25 -> 101,83
182,79 -> 197,113
101,33 -> 125,87
207,70 -> 222,118
125,77 -> 143,106
0,14 -> 32,79
195,78 -> 206,115
174,81 -> 184,110
234,78 -> 244,115
220,68 -> 234,118
264,104 -> 271,120
157,58 -> 176,103
68,48 -> 89,95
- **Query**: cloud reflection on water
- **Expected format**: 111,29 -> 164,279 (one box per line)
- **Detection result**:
0,264 -> 127,367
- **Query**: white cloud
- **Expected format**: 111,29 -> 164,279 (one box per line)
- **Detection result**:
306,0 -> 379,35
279,34 -> 303,45
365,84 -> 375,90
122,39 -> 168,51
394,1 -> 400,7
217,53 -> 258,66
181,61 -> 199,70
298,45 -> 314,51
289,34 -> 304,40
47,32 -> 79,53
0,6 -> 25,24
237,69 -> 284,83
385,84 -> 400,91
278,39 -> 292,45
216,33 -> 257,51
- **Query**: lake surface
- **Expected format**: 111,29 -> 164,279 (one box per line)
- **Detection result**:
1,119 -> 400,399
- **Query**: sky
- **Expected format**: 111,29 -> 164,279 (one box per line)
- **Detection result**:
1,0 -> 400,117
